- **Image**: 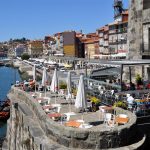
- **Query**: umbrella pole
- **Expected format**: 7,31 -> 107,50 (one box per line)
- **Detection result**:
45,86 -> 46,97
68,98 -> 71,112
55,92 -> 56,104
35,80 -> 36,93
81,111 -> 84,126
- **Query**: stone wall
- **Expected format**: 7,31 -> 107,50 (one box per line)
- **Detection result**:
128,0 -> 143,60
128,0 -> 150,60
3,87 -> 146,150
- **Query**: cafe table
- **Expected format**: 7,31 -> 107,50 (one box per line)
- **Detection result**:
65,120 -> 82,128
47,113 -> 62,121
115,116 -> 129,125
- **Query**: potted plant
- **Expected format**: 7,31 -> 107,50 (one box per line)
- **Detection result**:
113,101 -> 127,109
135,74 -> 143,85
72,88 -> 77,98
90,96 -> 101,112
59,81 -> 67,94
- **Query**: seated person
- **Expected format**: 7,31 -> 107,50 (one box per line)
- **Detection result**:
127,94 -> 134,110
121,82 -> 127,91
130,82 -> 136,90
137,84 -> 144,90
146,82 -> 150,89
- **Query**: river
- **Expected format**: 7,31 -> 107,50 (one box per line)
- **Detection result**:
0,66 -> 21,138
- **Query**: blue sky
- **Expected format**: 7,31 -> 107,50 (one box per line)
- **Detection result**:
0,0 -> 128,42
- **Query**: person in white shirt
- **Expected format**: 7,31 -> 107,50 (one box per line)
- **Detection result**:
127,94 -> 134,110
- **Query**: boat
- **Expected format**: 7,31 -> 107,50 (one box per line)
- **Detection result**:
0,61 -> 4,67
0,99 -> 10,121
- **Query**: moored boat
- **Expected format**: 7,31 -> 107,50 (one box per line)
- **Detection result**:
0,99 -> 10,121
0,61 -> 4,67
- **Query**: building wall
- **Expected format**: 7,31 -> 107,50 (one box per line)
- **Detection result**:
63,31 -> 76,57
63,45 -> 76,56
76,38 -> 85,58
29,41 -> 43,57
63,31 -> 76,45
128,0 -> 150,59
85,43 -> 95,59
128,0 -> 143,59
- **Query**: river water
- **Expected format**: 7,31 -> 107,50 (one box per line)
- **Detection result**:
0,66 -> 21,138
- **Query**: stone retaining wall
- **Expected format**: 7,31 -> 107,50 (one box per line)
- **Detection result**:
5,87 -> 145,149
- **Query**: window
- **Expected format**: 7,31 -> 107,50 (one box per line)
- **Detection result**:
143,0 -> 150,9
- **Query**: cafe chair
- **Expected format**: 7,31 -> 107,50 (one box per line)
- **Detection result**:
79,123 -> 93,129
118,114 -> 128,118
99,106 -> 106,121
104,113 -> 115,128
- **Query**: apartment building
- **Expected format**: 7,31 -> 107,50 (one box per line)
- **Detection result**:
44,36 -> 55,55
53,32 -> 64,55
97,10 -> 128,59
76,33 -> 85,58
60,31 -> 84,58
109,11 -> 128,58
82,33 -> 99,59
28,40 -> 43,58
14,44 -> 27,57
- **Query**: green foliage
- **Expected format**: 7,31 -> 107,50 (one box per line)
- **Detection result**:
72,88 -> 77,96
20,71 -> 31,81
135,74 -> 142,85
90,96 -> 101,104
59,81 -> 67,89
113,101 -> 127,109
36,75 -> 42,81
21,53 -> 30,60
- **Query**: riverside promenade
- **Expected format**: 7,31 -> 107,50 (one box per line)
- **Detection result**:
2,86 -> 146,150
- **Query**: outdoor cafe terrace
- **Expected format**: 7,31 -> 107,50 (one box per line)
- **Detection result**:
8,85 -> 145,149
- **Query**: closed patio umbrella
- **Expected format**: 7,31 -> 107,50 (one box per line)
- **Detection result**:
75,75 -> 87,111
50,68 -> 58,93
42,67 -> 48,96
67,71 -> 72,112
33,64 -> 36,92
67,71 -> 72,99
50,68 -> 58,104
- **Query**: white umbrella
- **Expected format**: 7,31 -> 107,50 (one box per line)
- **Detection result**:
50,68 -> 58,104
42,67 -> 48,86
67,71 -> 72,112
50,68 -> 58,93
42,67 -> 48,96
75,75 -> 87,111
33,64 -> 36,93
33,64 -> 36,81
67,71 -> 72,99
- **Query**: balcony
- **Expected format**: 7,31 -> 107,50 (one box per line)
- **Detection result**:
99,41 -> 104,46
99,33 -> 104,38
103,42 -> 109,47
104,35 -> 108,40
109,30 -> 117,34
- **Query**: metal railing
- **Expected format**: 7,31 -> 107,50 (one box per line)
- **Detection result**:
84,77 -> 121,106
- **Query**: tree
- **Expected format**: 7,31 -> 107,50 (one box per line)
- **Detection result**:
21,53 -> 30,60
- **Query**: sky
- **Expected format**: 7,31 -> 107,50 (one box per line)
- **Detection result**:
0,0 -> 128,42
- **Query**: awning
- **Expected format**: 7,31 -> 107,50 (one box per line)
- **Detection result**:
111,53 -> 127,57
